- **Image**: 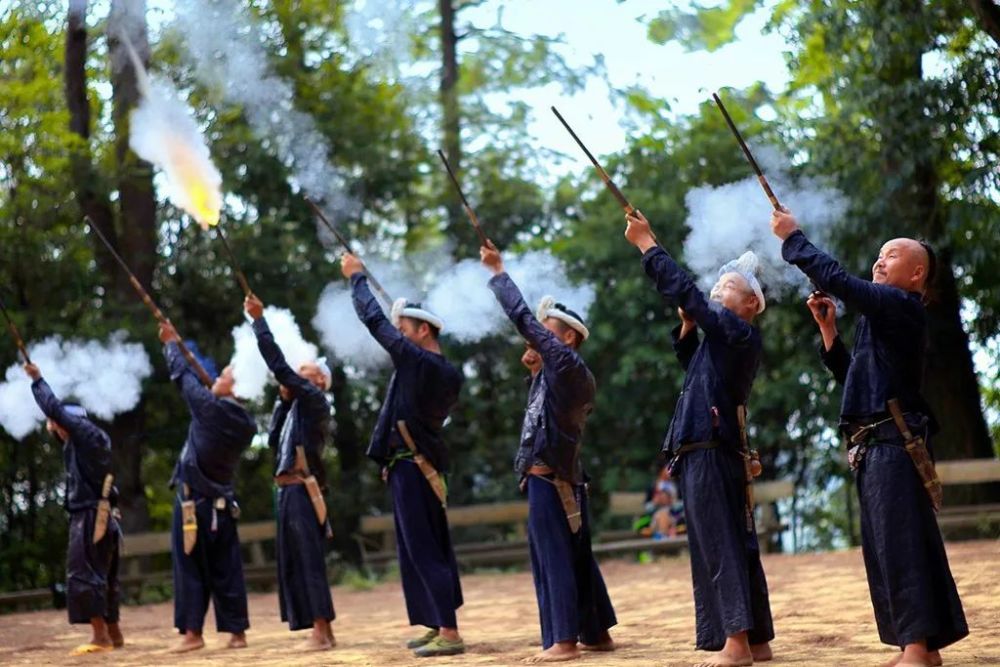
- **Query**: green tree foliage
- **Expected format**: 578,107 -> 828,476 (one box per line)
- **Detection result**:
2,0 -> 998,596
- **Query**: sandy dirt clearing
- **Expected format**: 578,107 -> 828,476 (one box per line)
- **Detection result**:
1,540 -> 997,666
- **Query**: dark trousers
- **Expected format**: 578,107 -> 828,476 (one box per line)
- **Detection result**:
389,459 -> 463,629
526,476 -> 617,649
679,447 -> 774,651
171,495 -> 249,634
67,508 -> 121,625
856,443 -> 968,651
276,484 -> 334,631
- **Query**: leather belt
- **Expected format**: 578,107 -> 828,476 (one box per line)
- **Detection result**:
527,464 -> 555,477
274,473 -> 305,487
676,440 -> 718,455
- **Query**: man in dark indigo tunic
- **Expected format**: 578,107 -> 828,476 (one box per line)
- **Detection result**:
158,322 -> 257,652
342,252 -> 466,658
24,363 -> 123,656
244,294 -> 336,651
625,211 -> 774,667
774,208 -> 967,667
481,242 -> 617,664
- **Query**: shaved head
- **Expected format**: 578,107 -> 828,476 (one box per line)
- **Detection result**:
872,238 -> 932,293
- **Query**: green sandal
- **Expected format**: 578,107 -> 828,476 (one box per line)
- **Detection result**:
413,635 -> 466,657
406,629 -> 439,649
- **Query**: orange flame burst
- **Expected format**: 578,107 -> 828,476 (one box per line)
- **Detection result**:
167,141 -> 222,230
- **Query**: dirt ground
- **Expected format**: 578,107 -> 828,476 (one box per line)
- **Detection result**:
1,540 -> 997,666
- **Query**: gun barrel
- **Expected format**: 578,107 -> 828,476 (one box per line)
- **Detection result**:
0,295 -> 31,364
85,217 -> 213,387
436,150 -> 490,246
303,197 -> 394,306
711,93 -> 781,210
551,106 -> 636,215
215,225 -> 253,297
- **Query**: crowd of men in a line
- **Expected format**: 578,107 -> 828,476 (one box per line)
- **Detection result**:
24,207 -> 967,666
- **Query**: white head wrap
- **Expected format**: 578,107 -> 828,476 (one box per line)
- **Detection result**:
717,251 -> 766,314
314,356 -> 333,391
390,297 -> 445,332
536,295 -> 590,341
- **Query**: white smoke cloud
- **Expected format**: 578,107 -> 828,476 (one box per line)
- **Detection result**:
0,333 -> 153,440
682,146 -> 848,297
171,0 -> 357,224
230,307 -> 320,402
313,250 -> 597,367
129,74 -> 224,228
313,283 -> 391,371
343,0 -> 420,79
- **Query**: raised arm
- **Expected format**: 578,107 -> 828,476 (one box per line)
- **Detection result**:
350,273 -> 421,364
641,247 -> 754,346
487,272 -> 579,373
29,376 -> 104,444
249,316 -> 323,401
164,342 -> 218,420
780,230 -> 909,315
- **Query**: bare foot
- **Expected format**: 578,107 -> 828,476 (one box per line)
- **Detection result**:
884,644 -> 942,667
694,651 -> 753,667
300,634 -> 332,652
751,642 -> 773,662
108,623 -> 124,648
170,633 -> 205,653
327,628 -> 337,648
227,632 -> 247,649
524,641 -> 581,663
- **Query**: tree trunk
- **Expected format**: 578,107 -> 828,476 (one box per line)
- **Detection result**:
876,0 -> 998,503
968,0 -> 1000,46
66,1 -> 152,531
103,0 -> 157,533
65,1 -> 120,293
439,0 -> 466,246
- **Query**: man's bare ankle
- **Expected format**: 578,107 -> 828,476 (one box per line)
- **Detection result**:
750,642 -> 773,661
523,641 -> 581,663
439,627 -> 460,641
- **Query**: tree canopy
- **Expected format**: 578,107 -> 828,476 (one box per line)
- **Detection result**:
0,0 -> 996,593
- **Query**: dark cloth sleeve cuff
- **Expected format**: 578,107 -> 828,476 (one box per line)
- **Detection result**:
252,317 -> 270,336
640,245 -> 666,271
780,229 -> 808,261
163,342 -> 186,380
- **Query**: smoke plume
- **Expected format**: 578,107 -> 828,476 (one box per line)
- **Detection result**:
0,333 -> 153,440
682,146 -> 847,296
312,250 -> 596,369
171,0 -> 356,223
230,307 -> 320,402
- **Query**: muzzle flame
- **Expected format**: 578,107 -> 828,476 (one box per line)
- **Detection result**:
168,141 -> 221,229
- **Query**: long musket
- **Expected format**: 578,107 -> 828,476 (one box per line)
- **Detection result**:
712,91 -> 828,313
215,224 -> 253,297
0,293 -> 31,364
712,92 -> 781,210
551,106 -> 637,216
436,149 -> 491,246
85,217 -> 213,387
302,196 -> 394,305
